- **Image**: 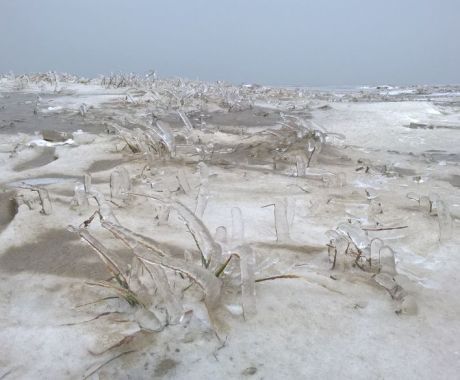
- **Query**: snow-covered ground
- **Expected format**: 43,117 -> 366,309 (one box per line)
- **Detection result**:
0,76 -> 459,379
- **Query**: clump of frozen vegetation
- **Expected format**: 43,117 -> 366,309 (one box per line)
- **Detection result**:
4,72 -> 459,378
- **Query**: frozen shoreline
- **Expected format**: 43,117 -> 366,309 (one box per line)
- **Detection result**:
0,75 -> 459,379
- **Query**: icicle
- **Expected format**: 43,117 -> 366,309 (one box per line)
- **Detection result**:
173,200 -> 222,265
286,198 -> 296,227
215,226 -> 228,244
198,162 -> 210,186
237,245 -> 256,319
110,167 -> 131,201
337,223 -> 369,250
88,189 -> 119,224
274,198 -> 290,243
437,200 -> 453,242
84,173 -> 92,193
231,207 -> 244,244
145,264 -> 184,324
152,120 -> 176,157
370,238 -> 384,269
73,182 -> 89,210
195,186 -> 210,218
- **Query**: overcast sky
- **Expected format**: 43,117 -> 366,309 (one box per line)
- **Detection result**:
1,0 -> 459,86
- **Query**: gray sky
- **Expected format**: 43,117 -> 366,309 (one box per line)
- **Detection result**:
1,0 -> 459,86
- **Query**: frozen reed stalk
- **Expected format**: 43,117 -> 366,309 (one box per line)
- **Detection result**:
37,188 -> 52,215
178,111 -> 194,142
68,226 -> 130,290
378,246 -> 397,275
198,162 -> 210,186
152,120 -> 176,158
325,230 -> 349,271
138,253 -> 222,309
145,264 -> 184,324
238,245 -> 257,319
100,221 -> 222,308
110,167 -> 131,201
73,182 -> 89,211
195,162 -> 210,218
84,173 -> 92,193
337,223 -> 369,250
286,198 -> 296,227
437,200 -> 453,242
177,169 -> 191,194
231,207 -> 244,244
172,201 -> 222,265
296,155 -> 306,177
88,189 -> 120,224
128,257 -> 150,300
195,186 -> 210,218
274,198 -> 290,243
370,238 -> 384,268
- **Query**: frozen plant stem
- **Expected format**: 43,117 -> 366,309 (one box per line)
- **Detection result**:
238,245 -> 257,319
274,198 -> 290,243
144,264 -> 184,324
37,188 -> 52,215
231,207 -> 244,244
437,200 -> 453,242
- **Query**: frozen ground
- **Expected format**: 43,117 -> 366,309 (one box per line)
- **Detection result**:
0,74 -> 459,379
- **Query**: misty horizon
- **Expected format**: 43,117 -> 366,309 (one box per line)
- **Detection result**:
1,0 -> 459,87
